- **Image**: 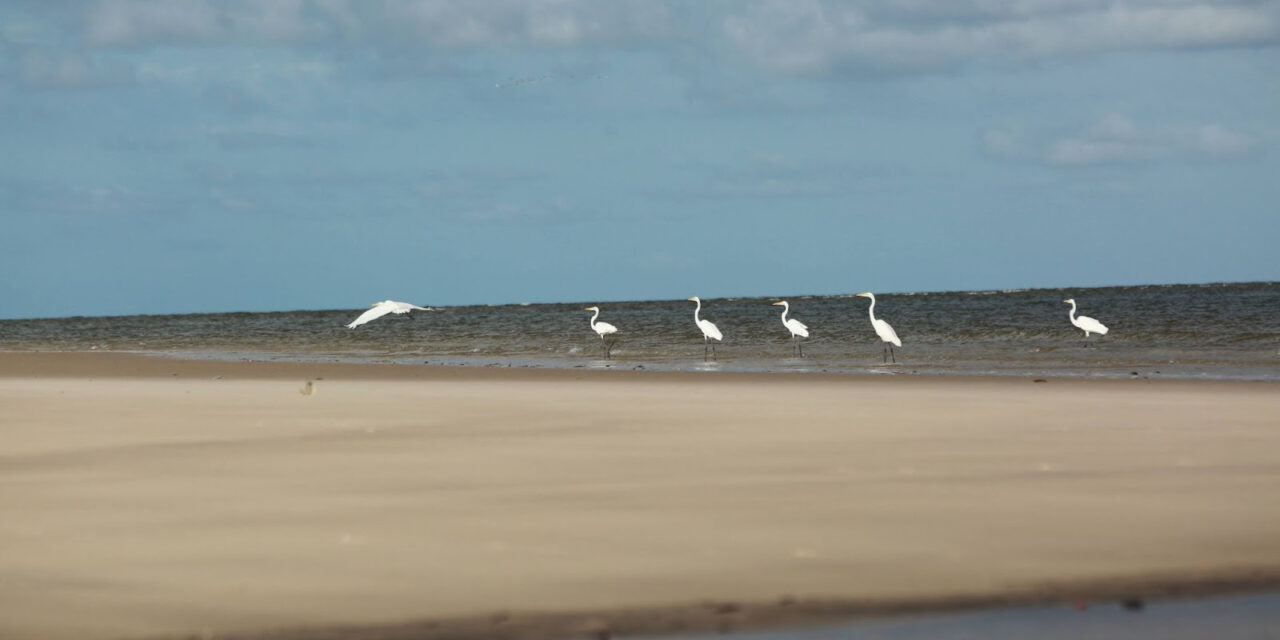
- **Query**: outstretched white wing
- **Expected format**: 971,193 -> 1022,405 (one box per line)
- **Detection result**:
346,300 -> 431,328
346,303 -> 396,328
385,301 -> 430,315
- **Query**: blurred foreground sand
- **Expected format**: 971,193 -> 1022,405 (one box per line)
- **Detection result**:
1,353 -> 1278,639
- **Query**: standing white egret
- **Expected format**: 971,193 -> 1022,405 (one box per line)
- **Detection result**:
855,292 -> 901,363
686,296 -> 723,361
771,301 -> 810,356
1064,298 -> 1109,345
584,306 -> 619,359
345,300 -> 431,328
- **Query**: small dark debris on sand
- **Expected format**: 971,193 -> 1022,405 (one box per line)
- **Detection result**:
150,569 -> 1280,640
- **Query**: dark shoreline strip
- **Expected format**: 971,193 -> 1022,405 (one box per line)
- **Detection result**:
2,351 -> 1273,388
149,567 -> 1280,640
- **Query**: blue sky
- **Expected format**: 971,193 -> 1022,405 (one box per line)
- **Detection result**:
1,1 -> 1277,319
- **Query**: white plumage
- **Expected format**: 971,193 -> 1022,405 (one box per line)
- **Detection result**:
584,306 -> 619,359
686,297 -> 723,341
1064,298 -> 1109,338
772,300 -> 810,357
771,301 -> 809,338
855,292 -> 901,363
686,296 -> 723,360
345,300 -> 431,328
584,306 -> 618,338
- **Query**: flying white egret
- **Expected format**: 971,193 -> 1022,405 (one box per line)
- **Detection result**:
686,296 -> 723,361
345,300 -> 431,328
1064,298 -> 1109,345
584,306 -> 619,359
855,292 -> 901,363
771,300 -> 810,356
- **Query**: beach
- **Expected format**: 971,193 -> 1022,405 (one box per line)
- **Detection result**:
1,352 -> 1278,639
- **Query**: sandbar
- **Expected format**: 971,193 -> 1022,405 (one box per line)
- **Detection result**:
1,352 -> 1278,639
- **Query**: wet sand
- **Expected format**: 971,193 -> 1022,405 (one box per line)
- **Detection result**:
1,352 -> 1278,639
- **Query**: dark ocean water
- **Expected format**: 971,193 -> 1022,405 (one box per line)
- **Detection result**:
2,282 -> 1277,380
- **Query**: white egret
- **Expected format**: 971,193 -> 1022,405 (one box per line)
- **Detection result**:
686,296 -> 723,361
584,306 -> 619,359
1064,298 -> 1109,345
771,301 -> 810,356
855,292 -> 901,363
345,300 -> 431,328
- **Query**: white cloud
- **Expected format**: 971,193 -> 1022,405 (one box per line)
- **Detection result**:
1089,113 -> 1138,140
1193,123 -> 1256,157
84,0 -> 338,46
1,20 -> 46,45
87,0 -> 224,46
1045,137 -> 1156,165
48,1 -> 1280,81
210,189 -> 255,211
720,0 -> 1280,76
720,1 -> 869,74
224,0 -> 317,42
19,49 -> 134,88
982,127 -> 1024,158
82,0 -> 677,49
0,177 -> 167,215
410,168 -> 582,224
454,196 -> 584,224
205,118 -> 330,150
986,113 -> 1260,166
652,154 -> 906,202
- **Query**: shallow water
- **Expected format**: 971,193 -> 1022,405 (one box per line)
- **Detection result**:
641,592 -> 1280,640
2,282 -> 1277,380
